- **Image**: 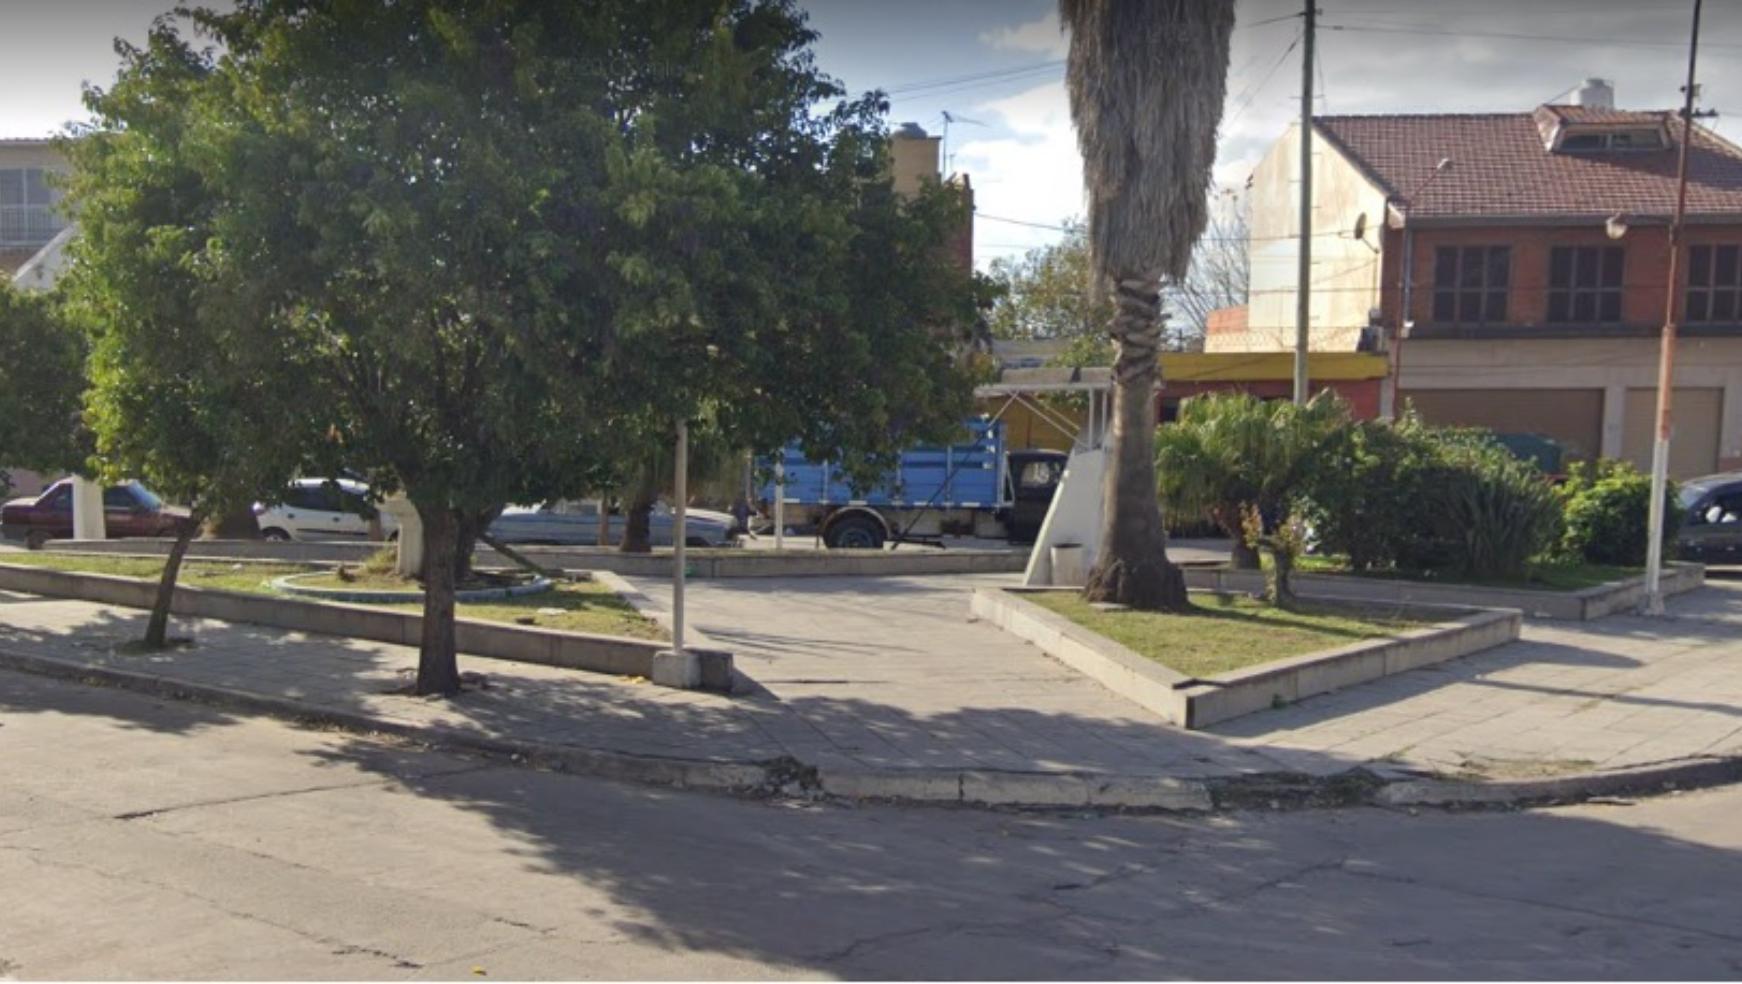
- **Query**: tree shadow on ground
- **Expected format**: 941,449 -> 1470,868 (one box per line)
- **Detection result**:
286,732 -> 1742,979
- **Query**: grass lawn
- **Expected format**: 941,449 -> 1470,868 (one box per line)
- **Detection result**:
0,551 -> 664,640
1291,554 -> 1641,591
1025,591 -> 1430,679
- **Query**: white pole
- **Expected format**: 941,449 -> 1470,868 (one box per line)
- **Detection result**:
1293,0 -> 1315,406
774,457 -> 786,551
673,419 -> 687,655
70,475 -> 107,541
1646,0 -> 1703,616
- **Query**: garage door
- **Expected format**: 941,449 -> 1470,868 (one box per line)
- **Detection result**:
1400,388 -> 1604,463
1622,387 -> 1721,479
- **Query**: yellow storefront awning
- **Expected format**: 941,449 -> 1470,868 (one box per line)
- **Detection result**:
1159,351 -> 1389,383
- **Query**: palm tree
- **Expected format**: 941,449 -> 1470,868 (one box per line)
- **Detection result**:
1061,0 -> 1236,610
1155,392 -> 1350,570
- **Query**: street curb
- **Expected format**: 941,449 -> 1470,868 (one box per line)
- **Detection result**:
4,648 -> 1739,814
1373,756 -> 1742,808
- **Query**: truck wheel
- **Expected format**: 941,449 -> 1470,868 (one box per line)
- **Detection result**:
824,515 -> 885,550
261,528 -> 292,542
24,530 -> 49,551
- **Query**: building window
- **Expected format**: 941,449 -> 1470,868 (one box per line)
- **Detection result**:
1686,245 -> 1741,323
1547,246 -> 1624,323
1558,129 -> 1666,152
0,167 -> 66,247
1431,246 -> 1510,324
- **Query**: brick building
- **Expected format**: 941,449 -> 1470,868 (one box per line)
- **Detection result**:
1221,80 -> 1742,478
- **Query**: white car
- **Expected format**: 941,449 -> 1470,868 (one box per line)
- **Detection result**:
489,500 -> 737,547
252,478 -> 397,542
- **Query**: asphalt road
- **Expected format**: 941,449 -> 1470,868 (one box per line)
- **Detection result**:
3,669 -> 1742,980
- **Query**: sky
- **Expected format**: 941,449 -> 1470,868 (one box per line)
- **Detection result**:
4,0 -> 1741,269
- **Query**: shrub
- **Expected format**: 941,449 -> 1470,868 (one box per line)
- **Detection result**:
1408,439 -> 1565,580
1557,459 -> 1679,566
1154,391 -> 1348,569
1305,415 -> 1562,581
1301,416 -> 1441,573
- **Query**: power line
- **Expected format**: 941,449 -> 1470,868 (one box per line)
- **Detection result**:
1224,28 -> 1303,132
884,60 -> 1063,97
1242,10 -> 1305,29
1322,21 -> 1742,50
975,211 -> 1355,244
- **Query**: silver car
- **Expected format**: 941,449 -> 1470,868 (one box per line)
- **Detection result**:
488,500 -> 736,547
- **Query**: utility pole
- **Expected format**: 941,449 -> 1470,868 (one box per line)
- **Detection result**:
1293,0 -> 1315,405
1645,0 -> 1703,615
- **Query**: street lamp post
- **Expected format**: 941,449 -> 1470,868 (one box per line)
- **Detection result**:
1645,0 -> 1703,616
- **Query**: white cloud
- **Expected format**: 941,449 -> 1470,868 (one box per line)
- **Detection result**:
979,11 -> 1068,58
952,81 -> 1085,267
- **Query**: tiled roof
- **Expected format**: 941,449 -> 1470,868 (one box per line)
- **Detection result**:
1315,108 -> 1742,220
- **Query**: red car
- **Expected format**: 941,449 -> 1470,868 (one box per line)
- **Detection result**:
1,479 -> 185,549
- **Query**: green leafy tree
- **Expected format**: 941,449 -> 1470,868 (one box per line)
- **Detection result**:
99,1 -> 976,694
988,206 -> 1245,358
1154,391 -> 1347,570
0,285 -> 86,495
987,221 -> 1113,346
60,22 -> 320,649
1062,0 -> 1236,610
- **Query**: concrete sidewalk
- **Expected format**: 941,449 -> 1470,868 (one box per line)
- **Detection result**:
2,572 -> 1741,808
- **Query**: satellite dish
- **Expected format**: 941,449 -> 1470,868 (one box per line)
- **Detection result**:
1351,212 -> 1368,241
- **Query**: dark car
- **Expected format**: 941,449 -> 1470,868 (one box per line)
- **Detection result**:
0,479 -> 184,549
1677,472 -> 1742,565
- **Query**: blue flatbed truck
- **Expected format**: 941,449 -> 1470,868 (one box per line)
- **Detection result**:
759,419 -> 1068,549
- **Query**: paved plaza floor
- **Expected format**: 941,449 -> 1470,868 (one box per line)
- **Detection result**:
2,567 -> 1739,785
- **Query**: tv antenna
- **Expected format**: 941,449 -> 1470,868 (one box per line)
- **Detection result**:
939,110 -> 985,174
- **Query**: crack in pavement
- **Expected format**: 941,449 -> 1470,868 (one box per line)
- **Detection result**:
4,848 -> 438,972
1336,864 -> 1742,946
110,764 -> 492,821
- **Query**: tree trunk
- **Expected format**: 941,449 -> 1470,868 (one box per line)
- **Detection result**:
415,505 -> 462,697
201,506 -> 260,540
619,481 -> 657,554
1213,508 -> 1261,570
144,512 -> 202,649
452,506 -> 501,583
1083,279 -> 1190,611
596,497 -> 612,548
1270,547 -> 1298,610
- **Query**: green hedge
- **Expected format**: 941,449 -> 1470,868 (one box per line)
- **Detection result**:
1556,459 -> 1679,566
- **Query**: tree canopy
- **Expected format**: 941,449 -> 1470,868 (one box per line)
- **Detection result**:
66,0 -> 980,692
0,284 -> 86,495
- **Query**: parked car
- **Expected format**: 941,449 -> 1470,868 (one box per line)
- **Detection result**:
489,500 -> 737,547
1677,471 -> 1742,565
1,478 -> 185,549
253,478 -> 397,542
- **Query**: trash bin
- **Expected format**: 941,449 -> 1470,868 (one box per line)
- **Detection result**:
1050,543 -> 1085,587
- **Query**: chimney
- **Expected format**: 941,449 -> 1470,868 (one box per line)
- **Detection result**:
889,122 -> 941,199
1571,78 -> 1615,110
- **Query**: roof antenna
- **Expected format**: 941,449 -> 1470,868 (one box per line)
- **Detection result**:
940,110 -> 985,175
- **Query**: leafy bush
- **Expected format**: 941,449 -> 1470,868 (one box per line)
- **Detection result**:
1408,439 -> 1565,580
1305,415 -> 1562,581
1301,416 -> 1441,572
1154,391 -> 1348,568
1557,459 -> 1679,566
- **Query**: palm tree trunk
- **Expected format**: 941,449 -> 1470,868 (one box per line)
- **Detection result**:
1083,279 -> 1189,611
415,505 -> 461,696
143,511 -> 204,649
1214,508 -> 1260,570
